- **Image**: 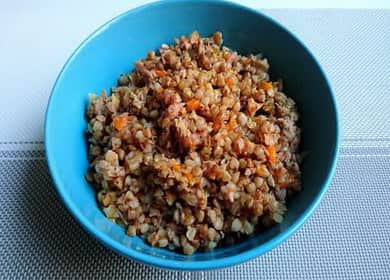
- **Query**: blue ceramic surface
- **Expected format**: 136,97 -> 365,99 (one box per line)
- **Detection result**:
45,0 -> 340,271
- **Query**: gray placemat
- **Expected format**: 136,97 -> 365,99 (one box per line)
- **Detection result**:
1,9 -> 390,279
1,148 -> 389,279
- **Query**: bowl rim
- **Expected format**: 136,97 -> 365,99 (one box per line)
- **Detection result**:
45,0 -> 340,271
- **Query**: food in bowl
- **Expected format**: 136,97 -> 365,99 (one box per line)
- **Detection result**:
85,32 -> 301,255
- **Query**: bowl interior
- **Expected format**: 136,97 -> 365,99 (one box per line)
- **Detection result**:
45,0 -> 338,270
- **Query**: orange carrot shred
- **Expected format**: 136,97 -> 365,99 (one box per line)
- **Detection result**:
266,145 -> 277,164
213,119 -> 222,131
227,118 -> 237,130
184,172 -> 194,183
171,162 -> 181,172
260,82 -> 273,91
155,69 -> 166,77
186,98 -> 200,111
226,77 -> 234,88
112,115 -> 128,131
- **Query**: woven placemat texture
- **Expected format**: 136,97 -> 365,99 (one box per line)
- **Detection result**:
1,149 -> 389,279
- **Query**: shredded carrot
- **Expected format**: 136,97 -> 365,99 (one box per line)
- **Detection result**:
213,119 -> 222,131
186,98 -> 200,111
155,69 -> 166,77
260,82 -> 273,91
227,118 -> 237,130
226,77 -> 234,88
247,101 -> 258,116
112,115 -> 128,131
273,167 -> 284,179
171,162 -> 181,172
184,172 -> 194,184
265,145 -> 277,164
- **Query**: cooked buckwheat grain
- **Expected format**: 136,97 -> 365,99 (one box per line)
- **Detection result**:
85,32 -> 301,254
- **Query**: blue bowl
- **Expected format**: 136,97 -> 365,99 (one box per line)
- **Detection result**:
45,0 -> 339,271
